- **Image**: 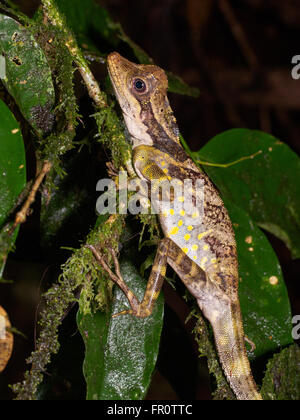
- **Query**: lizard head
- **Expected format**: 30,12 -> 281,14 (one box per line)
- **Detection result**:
107,52 -> 180,149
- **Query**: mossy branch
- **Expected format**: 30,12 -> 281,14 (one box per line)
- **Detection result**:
11,215 -> 125,399
41,0 -> 106,109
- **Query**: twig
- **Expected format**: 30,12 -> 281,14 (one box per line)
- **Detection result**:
9,161 -> 52,234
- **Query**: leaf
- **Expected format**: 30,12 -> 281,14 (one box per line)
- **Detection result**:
197,129 -> 300,258
166,71 -> 200,97
0,306 -> 14,372
77,258 -> 164,400
224,199 -> 293,360
0,99 -> 26,276
261,344 -> 300,400
0,14 -> 55,134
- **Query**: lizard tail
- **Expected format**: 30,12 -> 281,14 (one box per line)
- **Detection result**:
202,299 -> 262,400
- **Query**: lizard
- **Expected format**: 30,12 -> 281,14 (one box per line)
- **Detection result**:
104,51 -> 262,400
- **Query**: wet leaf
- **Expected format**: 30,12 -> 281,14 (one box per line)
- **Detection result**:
77,258 -> 164,400
0,99 -> 26,276
197,128 -> 300,258
0,14 -> 55,134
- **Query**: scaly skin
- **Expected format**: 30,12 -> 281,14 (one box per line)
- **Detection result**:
107,52 -> 262,400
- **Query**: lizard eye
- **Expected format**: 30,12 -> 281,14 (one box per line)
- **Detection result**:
133,78 -> 147,93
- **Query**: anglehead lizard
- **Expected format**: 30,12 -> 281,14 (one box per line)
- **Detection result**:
106,51 -> 262,400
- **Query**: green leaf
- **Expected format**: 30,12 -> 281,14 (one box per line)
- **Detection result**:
0,14 -> 55,134
166,71 -> 200,97
224,199 -> 292,360
0,99 -> 26,275
77,258 -> 164,400
261,344 -> 300,400
197,129 -> 300,258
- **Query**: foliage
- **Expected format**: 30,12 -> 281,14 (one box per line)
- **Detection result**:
0,0 -> 299,401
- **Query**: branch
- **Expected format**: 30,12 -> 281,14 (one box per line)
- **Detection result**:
41,0 -> 106,108
9,161 -> 52,235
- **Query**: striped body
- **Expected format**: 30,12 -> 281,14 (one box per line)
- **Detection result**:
107,52 -> 262,400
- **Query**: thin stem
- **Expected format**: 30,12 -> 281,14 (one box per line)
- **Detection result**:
195,150 -> 262,168
9,161 -> 52,234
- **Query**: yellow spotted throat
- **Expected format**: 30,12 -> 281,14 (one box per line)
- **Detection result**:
107,52 -> 262,400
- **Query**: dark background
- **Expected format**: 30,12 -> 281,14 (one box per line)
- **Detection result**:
0,0 -> 299,400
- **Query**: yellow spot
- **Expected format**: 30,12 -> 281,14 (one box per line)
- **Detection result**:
169,226 -> 179,235
184,234 -> 191,241
177,180 -> 183,185
161,160 -> 166,166
152,290 -> 160,300
162,168 -> 168,174
178,220 -> 183,227
179,209 -> 185,216
203,244 -> 209,250
197,230 -> 211,241
11,128 -> 19,134
193,255 -> 197,260
162,210 -> 168,217
200,257 -> 207,268
178,196 -> 185,202
268,147 -> 273,152
248,247 -> 254,252
187,225 -> 193,231
192,212 -> 199,218
182,247 -> 188,254
211,258 -> 217,264
192,244 -> 198,251
170,209 -> 175,215
245,236 -> 253,244
269,276 -> 279,285
19,164 -> 24,169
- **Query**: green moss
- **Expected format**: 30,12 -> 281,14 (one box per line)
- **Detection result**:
12,213 -> 125,399
94,105 -> 131,170
261,344 -> 300,400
